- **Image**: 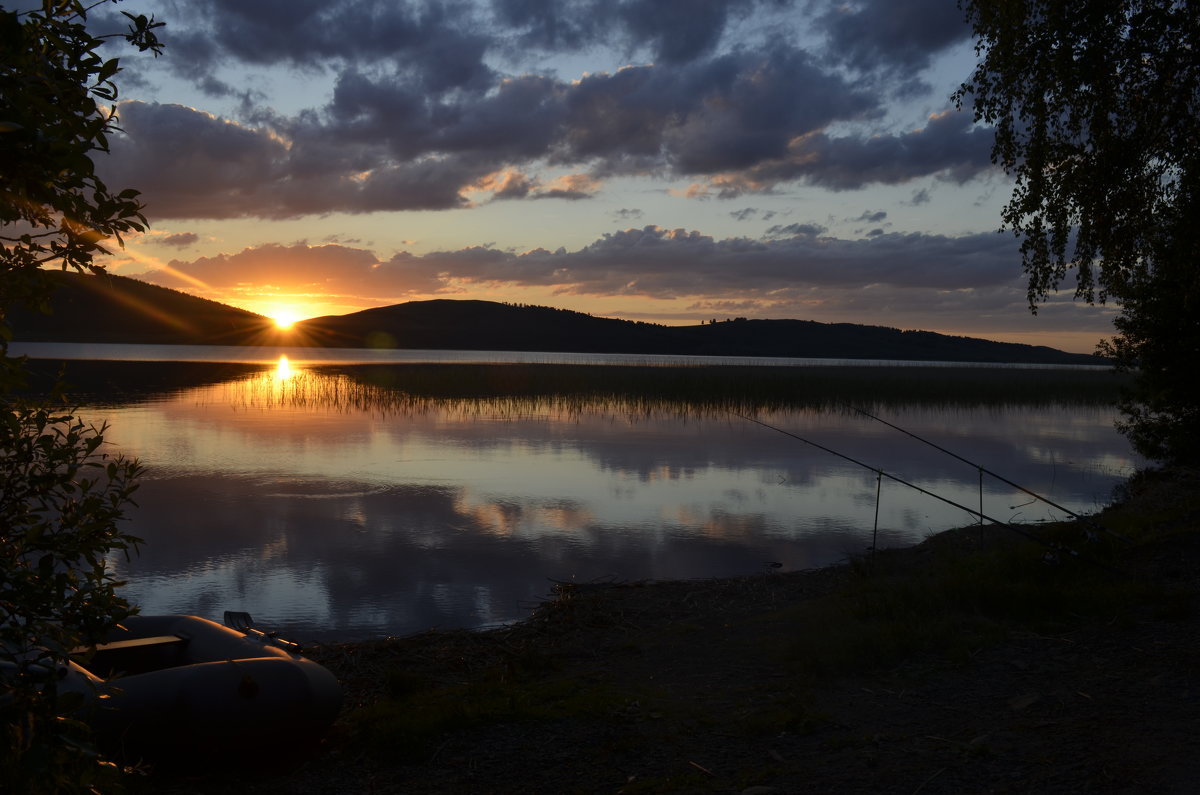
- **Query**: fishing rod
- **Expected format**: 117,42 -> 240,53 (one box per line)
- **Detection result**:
735,412 -> 1118,572
839,402 -> 1132,545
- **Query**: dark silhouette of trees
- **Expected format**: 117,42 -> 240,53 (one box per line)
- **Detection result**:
957,0 -> 1199,463
1,2 -> 162,790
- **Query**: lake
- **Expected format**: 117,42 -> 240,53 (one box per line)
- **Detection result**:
15,343 -> 1140,642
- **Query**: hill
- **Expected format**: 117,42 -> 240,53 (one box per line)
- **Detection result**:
298,299 -> 1103,365
9,272 -> 1104,365
6,271 -> 283,345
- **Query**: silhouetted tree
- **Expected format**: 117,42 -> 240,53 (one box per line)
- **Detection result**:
1,2 -> 162,790
958,0 -> 1199,463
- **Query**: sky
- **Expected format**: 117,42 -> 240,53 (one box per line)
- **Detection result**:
83,0 -> 1117,353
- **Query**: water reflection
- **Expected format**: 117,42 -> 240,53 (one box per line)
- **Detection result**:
274,354 -> 294,381
83,364 -> 1140,641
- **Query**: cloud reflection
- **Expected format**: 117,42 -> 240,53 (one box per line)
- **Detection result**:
92,365 -> 1140,640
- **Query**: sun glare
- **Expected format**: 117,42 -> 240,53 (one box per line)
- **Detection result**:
274,354 -> 294,381
272,310 -> 300,330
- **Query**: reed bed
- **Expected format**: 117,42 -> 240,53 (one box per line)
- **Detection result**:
34,359 -> 1129,418
328,362 -> 1126,409
217,363 -> 1129,425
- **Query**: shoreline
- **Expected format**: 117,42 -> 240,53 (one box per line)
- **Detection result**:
146,467 -> 1193,793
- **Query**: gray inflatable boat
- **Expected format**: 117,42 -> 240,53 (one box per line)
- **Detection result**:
65,613 -> 342,752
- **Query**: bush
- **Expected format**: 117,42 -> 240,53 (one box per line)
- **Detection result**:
0,399 -> 143,793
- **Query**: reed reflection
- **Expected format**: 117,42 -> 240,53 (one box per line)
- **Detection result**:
183,362 -> 1127,422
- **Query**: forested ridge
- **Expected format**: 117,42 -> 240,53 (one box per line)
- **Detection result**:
9,271 -> 1105,365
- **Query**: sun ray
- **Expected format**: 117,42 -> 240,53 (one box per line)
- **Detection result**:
271,308 -> 300,330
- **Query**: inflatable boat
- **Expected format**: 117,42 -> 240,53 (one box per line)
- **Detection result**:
64,613 -> 342,753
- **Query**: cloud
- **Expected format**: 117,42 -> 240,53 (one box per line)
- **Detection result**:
558,45 -> 878,177
144,0 -> 495,94
615,0 -> 755,64
159,232 -> 199,248
96,4 -> 996,220
137,242 -> 446,299
765,222 -> 827,238
908,187 -> 933,205
705,107 -> 996,195
478,170 -> 536,200
476,170 -> 599,201
138,224 -> 1023,302
101,102 -> 482,218
130,224 -> 1118,342
818,0 -> 971,73
531,173 -> 602,200
492,0 -> 775,64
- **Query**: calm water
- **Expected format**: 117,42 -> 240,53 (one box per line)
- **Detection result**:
28,347 -> 1138,641
9,341 -> 1110,369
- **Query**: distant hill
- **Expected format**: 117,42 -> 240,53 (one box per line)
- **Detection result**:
7,271 -> 283,345
9,273 -> 1105,365
297,299 -> 1104,365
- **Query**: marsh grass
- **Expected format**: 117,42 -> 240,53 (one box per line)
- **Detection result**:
36,359 -> 1126,414
171,361 -> 1130,428
330,362 -> 1127,411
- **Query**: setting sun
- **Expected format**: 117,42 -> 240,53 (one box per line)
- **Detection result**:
272,310 -> 300,330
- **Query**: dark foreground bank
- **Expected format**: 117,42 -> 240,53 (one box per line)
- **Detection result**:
143,468 -> 1198,795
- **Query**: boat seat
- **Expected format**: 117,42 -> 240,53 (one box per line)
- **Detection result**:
72,634 -> 188,655
92,635 -> 188,653
74,634 -> 190,677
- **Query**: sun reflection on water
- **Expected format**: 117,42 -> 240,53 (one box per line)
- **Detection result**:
274,354 -> 295,381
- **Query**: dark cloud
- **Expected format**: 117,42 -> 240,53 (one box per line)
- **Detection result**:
107,47 -> 942,218
491,0 -> 598,51
819,0 -> 970,73
514,173 -> 602,200
130,225 -> 1118,342
153,0 -> 495,94
765,222 -> 827,238
909,187 -> 933,205
730,208 -> 758,221
96,3 -> 997,219
532,188 -> 593,201
558,45 -> 877,176
159,232 -> 199,248
435,225 -> 1024,297
161,244 -> 380,288
141,242 -> 445,297
138,225 -> 1024,303
612,208 -> 644,221
492,0 -> 777,64
617,0 -> 747,64
101,102 -> 480,218
486,170 -> 536,200
854,210 -> 887,223
102,102 -> 291,218
710,107 -> 996,195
